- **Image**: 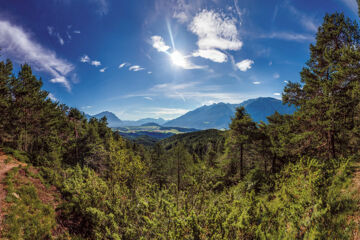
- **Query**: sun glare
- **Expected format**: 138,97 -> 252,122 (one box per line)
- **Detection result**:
170,51 -> 187,67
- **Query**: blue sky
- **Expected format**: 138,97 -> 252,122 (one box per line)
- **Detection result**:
0,0 -> 358,120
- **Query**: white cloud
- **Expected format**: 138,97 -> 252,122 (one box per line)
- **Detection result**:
189,9 -> 243,63
269,61 -> 273,66
99,67 -> 107,72
144,96 -> 153,100
73,30 -> 81,34
91,60 -> 101,67
273,73 -> 280,79
119,62 -> 129,68
151,35 -> 170,52
192,49 -> 227,63
284,80 -> 289,83
148,71 -> 152,74
129,65 -> 145,71
48,93 -> 57,101
252,81 -> 261,85
273,92 -> 281,96
236,59 -> 254,72
263,32 -> 314,41
170,51 -> 205,70
0,20 -> 74,90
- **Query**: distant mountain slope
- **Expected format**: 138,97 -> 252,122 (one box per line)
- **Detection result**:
164,102 -> 234,129
121,118 -> 166,126
164,97 -> 296,130
88,111 -> 123,127
86,112 -> 166,127
239,97 -> 296,122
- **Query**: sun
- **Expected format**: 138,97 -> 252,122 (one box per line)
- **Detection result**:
170,51 -> 187,67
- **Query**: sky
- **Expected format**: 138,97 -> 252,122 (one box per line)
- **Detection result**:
0,0 -> 358,120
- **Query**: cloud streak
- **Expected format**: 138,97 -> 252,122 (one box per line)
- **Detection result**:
129,65 -> 145,71
0,20 -> 74,90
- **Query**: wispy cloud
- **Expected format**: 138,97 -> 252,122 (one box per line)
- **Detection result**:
144,96 -> 153,100
0,20 -> 74,90
252,81 -> 261,85
80,55 -> 90,63
47,26 -> 54,35
192,49 -> 227,63
148,71 -> 152,74
189,9 -> 243,63
57,34 -> 64,45
236,59 -> 254,72
261,32 -> 314,41
287,4 -> 319,32
339,0 -> 358,15
273,92 -> 281,96
144,107 -> 189,115
151,35 -> 171,52
129,65 -> 145,71
81,105 -> 93,110
273,73 -> 280,79
47,26 -> 65,46
99,67 -> 107,72
91,60 -> 101,67
119,62 -> 130,68
92,0 -> 109,15
73,30 -> 81,34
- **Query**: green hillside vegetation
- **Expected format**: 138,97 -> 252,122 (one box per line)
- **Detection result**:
0,12 -> 360,239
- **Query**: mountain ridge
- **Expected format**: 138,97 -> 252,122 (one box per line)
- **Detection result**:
86,97 -> 295,129
164,97 -> 296,129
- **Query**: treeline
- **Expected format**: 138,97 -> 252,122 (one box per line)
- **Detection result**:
0,12 -> 359,239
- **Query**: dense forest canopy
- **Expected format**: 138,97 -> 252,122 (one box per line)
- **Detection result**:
0,11 -> 360,239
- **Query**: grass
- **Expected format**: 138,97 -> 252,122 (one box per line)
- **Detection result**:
1,166 -> 56,240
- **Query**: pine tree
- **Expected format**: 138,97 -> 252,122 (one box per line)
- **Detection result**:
0,59 -> 13,144
283,13 -> 360,160
10,64 -> 48,152
226,106 -> 257,178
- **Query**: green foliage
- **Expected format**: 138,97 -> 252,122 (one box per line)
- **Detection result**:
2,167 -> 56,240
1,10 -> 360,239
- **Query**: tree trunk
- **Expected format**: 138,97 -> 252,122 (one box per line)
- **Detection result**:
272,154 -> 276,173
240,143 -> 243,178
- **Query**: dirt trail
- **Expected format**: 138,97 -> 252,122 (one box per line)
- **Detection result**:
0,151 -> 25,230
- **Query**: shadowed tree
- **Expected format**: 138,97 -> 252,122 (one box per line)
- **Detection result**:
226,106 -> 257,178
283,13 -> 360,160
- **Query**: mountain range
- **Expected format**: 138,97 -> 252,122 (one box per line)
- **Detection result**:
85,111 -> 166,127
86,97 -> 296,129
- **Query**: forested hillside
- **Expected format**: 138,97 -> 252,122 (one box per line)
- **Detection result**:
1,12 -> 360,239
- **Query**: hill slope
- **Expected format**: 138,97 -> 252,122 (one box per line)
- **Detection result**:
164,97 -> 296,129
